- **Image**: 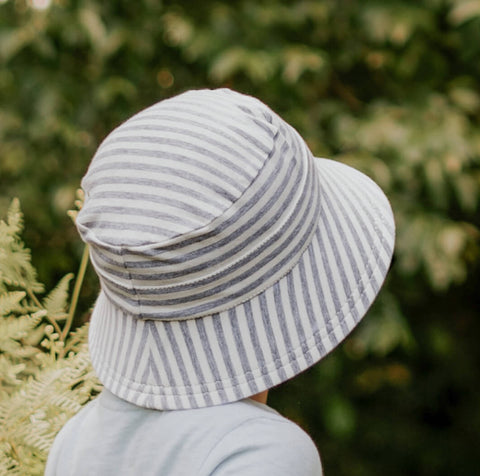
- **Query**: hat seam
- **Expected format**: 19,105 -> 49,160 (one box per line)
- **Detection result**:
101,133 -> 317,320
93,244 -> 385,398
119,247 -> 141,312
132,174 -> 319,320
134,152 -> 315,292
93,130 -> 285,316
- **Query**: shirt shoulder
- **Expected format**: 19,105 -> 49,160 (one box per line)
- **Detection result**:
45,392 -> 322,476
44,398 -> 99,475
199,405 -> 323,476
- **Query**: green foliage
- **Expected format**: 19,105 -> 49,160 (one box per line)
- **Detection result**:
1,0 -> 479,474
0,199 -> 44,295
0,201 -> 100,476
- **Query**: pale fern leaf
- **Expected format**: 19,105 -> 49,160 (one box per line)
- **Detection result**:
6,199 -> 23,237
0,200 -> 44,293
0,291 -> 26,317
0,246 -> 44,294
0,311 -> 44,350
0,441 -> 20,475
0,356 -> 26,387
42,273 -> 74,320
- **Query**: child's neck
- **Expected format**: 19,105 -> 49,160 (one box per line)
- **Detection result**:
249,390 -> 269,404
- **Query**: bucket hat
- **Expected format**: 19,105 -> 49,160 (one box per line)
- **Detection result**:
76,88 -> 395,410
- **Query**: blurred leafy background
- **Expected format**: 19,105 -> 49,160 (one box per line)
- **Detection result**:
0,0 -> 479,474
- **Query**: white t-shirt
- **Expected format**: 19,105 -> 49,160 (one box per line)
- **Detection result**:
45,389 -> 323,475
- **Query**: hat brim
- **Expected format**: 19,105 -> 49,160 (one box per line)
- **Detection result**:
88,158 -> 395,410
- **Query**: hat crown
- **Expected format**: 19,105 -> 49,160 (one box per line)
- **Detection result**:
80,89 -> 278,247
77,89 -> 321,320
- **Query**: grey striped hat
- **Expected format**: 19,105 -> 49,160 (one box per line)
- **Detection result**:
77,88 -> 395,410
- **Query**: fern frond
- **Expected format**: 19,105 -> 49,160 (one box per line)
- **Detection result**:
0,356 -> 26,388
0,200 -> 97,474
42,274 -> 74,321
0,311 -> 45,353
22,323 -> 47,348
0,291 -> 26,317
6,198 -> 23,236
64,322 -> 90,354
0,441 -> 20,476
0,246 -> 44,294
0,201 -> 44,294
0,337 -> 99,472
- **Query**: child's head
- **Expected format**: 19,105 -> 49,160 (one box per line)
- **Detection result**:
76,88 -> 395,410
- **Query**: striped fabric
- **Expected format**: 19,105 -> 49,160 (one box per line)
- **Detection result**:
78,89 -> 395,410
